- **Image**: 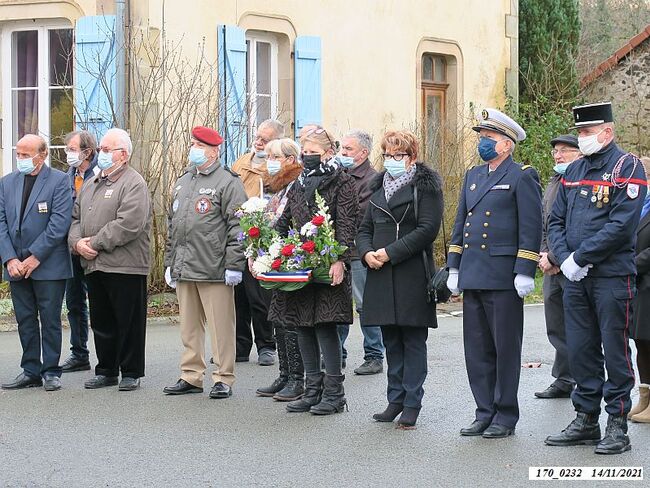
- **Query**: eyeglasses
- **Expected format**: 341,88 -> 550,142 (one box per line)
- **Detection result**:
551,148 -> 579,156
255,135 -> 271,145
305,127 -> 336,150
99,147 -> 125,154
382,153 -> 409,161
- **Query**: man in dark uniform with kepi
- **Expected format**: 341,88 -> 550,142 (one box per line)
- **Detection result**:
546,102 -> 647,454
447,108 -> 543,439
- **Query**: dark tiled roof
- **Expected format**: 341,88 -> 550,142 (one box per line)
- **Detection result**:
581,24 -> 650,88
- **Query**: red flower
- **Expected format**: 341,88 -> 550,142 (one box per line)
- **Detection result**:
302,241 -> 316,254
281,244 -> 296,257
248,227 -> 260,238
311,215 -> 325,226
271,258 -> 282,270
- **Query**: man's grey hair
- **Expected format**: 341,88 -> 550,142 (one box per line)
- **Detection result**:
259,119 -> 285,139
64,130 -> 97,159
103,128 -> 133,157
344,130 -> 373,152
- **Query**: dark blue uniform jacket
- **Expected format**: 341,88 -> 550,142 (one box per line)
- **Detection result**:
446,156 -> 543,290
548,141 -> 647,277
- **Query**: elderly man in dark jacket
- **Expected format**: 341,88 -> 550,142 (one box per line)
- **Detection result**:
535,135 -> 581,399
337,130 -> 385,375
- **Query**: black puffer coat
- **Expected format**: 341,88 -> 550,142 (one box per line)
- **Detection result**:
356,163 -> 443,328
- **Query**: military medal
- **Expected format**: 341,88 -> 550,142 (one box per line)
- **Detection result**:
603,186 -> 610,204
591,185 -> 598,203
596,186 -> 604,208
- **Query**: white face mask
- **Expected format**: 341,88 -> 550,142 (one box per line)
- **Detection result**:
578,130 -> 605,156
66,151 -> 82,168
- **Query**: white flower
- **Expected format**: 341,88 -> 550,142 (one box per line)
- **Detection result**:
244,244 -> 256,259
300,222 -> 317,236
252,255 -> 273,274
269,241 -> 283,259
241,197 -> 267,214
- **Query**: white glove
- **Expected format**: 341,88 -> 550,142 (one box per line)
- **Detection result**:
514,274 -> 535,298
446,268 -> 461,295
225,269 -> 243,286
560,253 -> 592,282
164,267 -> 176,289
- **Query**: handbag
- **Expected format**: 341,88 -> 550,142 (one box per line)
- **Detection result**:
414,185 -> 452,304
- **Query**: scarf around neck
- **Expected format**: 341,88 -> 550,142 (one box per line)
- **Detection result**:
298,158 -> 338,201
383,163 -> 417,201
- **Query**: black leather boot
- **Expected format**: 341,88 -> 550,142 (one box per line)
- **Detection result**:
256,327 -> 288,397
373,403 -> 403,422
545,412 -> 601,446
286,373 -> 323,412
310,374 -> 347,415
397,407 -> 420,429
274,329 -> 305,401
595,414 -> 631,454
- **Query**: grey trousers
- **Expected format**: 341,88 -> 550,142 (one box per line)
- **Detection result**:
542,273 -> 574,390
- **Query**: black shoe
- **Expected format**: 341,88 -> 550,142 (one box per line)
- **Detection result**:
61,355 -> 91,373
482,423 -> 515,438
84,375 -> 119,389
236,355 -> 250,363
43,376 -> 62,392
310,374 -> 347,415
595,415 -> 631,455
287,373 -> 323,413
256,376 -> 287,397
209,382 -> 232,399
273,377 -> 304,402
535,384 -> 572,399
354,359 -> 383,375
164,379 -> 203,395
396,407 -> 420,429
1,373 -> 43,390
258,349 -> 276,366
118,377 -> 140,391
460,419 -> 491,436
545,412 -> 601,446
373,403 -> 404,422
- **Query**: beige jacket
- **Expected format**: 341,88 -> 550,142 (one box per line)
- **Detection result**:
232,152 -> 267,198
68,165 -> 151,275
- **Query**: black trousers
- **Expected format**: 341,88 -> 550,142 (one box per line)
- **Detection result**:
463,289 -> 523,429
381,325 -> 428,409
235,267 -> 275,356
542,273 -> 574,389
564,276 -> 635,416
86,271 -> 147,378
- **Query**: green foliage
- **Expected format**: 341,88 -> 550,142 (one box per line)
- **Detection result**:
508,100 -> 575,186
520,0 -> 581,108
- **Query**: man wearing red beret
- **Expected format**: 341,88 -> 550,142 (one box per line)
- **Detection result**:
163,126 -> 248,399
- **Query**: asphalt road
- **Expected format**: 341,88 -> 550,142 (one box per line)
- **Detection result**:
0,305 -> 648,487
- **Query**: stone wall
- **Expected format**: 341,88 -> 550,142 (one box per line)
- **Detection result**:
582,39 -> 650,157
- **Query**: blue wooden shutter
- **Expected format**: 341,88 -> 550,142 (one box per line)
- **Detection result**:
218,24 -> 248,168
294,36 -> 322,138
74,15 -> 118,142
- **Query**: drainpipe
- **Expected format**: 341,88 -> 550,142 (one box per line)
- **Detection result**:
115,0 -> 128,128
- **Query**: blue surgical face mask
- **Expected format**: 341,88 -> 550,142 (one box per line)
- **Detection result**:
338,155 -> 355,168
266,158 -> 282,176
97,151 -> 114,170
189,147 -> 208,166
17,157 -> 36,175
384,158 -> 406,178
553,162 -> 570,175
477,136 -> 499,162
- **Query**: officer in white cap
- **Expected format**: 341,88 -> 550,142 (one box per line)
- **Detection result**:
447,108 -> 543,439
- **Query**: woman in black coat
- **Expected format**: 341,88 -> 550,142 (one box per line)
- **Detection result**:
629,156 -> 650,423
357,130 -> 443,429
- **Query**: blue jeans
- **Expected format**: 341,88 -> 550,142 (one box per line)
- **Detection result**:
10,278 -> 66,378
65,254 -> 89,360
338,259 -> 384,361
